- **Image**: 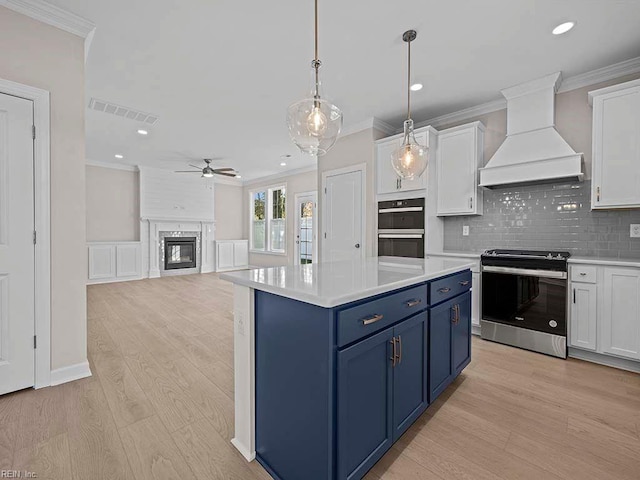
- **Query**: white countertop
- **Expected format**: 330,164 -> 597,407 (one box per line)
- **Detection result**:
569,256 -> 640,268
220,256 -> 474,308
426,251 -> 482,259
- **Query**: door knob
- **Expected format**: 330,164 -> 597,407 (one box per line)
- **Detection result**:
355,243 -> 360,248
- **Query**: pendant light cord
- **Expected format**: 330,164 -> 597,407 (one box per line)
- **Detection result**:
407,37 -> 411,120
313,0 -> 320,99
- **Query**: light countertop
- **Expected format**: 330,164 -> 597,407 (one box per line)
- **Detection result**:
426,251 -> 482,259
220,256 -> 474,308
569,256 -> 640,268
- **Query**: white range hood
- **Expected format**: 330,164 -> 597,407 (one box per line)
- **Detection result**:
479,72 -> 584,189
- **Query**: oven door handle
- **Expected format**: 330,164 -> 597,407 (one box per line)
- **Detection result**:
378,234 -> 424,239
482,265 -> 567,279
378,207 -> 423,213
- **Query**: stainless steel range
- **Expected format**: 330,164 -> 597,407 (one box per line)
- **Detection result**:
480,249 -> 570,358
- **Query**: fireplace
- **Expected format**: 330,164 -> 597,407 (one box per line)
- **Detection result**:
164,237 -> 197,270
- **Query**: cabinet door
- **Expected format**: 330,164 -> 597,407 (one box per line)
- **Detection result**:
452,291 -> 472,375
429,298 -> 454,401
601,268 -> 640,360
437,127 -> 476,215
216,242 -> 234,270
233,241 -> 248,268
376,132 -> 428,195
337,328 -> 394,480
592,86 -> 640,209
398,130 -> 429,192
392,312 -> 428,441
570,283 -> 597,351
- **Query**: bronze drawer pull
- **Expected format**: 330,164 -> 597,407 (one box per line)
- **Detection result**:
438,287 -> 451,293
362,314 -> 384,325
397,335 -> 402,364
459,280 -> 470,286
390,337 -> 397,367
406,299 -> 422,307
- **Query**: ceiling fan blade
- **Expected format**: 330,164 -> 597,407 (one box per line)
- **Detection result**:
212,168 -> 234,172
215,172 -> 239,177
174,170 -> 202,173
188,164 -> 203,169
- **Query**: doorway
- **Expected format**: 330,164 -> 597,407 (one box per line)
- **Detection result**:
294,192 -> 317,265
321,164 -> 366,263
0,92 -> 35,395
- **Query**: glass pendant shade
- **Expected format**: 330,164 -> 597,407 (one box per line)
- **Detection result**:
287,66 -> 343,156
391,119 -> 428,179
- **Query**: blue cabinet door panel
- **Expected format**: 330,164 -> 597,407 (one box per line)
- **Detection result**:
429,270 -> 472,306
453,291 -> 472,375
429,298 -> 454,401
338,328 -> 394,480
392,311 -> 428,441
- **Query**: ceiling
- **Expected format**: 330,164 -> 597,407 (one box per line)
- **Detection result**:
49,0 -> 640,180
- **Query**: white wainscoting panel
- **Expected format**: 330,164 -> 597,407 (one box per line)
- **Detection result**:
88,242 -> 142,284
215,240 -> 249,272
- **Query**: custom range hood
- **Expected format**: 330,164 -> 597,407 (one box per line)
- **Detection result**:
479,72 -> 584,189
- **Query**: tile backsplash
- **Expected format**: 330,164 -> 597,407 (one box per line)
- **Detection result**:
443,180 -> 640,259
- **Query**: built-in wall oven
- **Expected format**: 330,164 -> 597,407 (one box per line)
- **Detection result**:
377,198 -> 425,258
481,249 -> 570,358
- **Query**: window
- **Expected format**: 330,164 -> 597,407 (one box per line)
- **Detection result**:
250,185 -> 286,253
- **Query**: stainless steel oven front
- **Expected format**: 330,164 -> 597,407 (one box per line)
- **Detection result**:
481,262 -> 568,358
377,198 -> 425,259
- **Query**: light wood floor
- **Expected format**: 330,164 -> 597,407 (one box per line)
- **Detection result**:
1,273 -> 639,480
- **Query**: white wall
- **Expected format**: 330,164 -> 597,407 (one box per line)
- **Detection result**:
139,166 -> 215,220
214,182 -> 244,240
0,7 -> 86,371
244,170 -> 318,267
86,165 -> 140,241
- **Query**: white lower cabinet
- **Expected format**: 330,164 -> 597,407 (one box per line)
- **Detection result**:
88,242 -> 142,284
569,263 -> 640,364
601,267 -> 640,360
215,240 -> 249,272
570,282 -> 597,351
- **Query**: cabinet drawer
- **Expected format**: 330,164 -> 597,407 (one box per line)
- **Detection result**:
570,266 -> 597,284
429,270 -> 472,305
337,285 -> 427,347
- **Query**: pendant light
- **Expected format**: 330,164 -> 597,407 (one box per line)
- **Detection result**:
286,0 -> 343,156
391,30 -> 428,179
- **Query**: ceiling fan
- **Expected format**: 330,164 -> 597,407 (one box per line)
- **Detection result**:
174,159 -> 238,178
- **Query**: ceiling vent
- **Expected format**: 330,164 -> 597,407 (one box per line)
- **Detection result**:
88,98 -> 159,125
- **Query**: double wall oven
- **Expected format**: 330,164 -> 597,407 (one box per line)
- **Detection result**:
481,249 -> 570,358
377,198 -> 425,258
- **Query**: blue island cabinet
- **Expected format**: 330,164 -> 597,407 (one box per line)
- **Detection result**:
254,270 -> 471,480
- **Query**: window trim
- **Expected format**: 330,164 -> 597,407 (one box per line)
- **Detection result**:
249,183 -> 287,255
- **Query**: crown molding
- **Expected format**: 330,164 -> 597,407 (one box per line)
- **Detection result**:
242,165 -> 317,187
414,98 -> 507,130
0,0 -> 96,61
557,55 -> 640,93
86,159 -> 139,172
340,117 -> 396,138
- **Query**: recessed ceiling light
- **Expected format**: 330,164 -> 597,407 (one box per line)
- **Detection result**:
552,21 -> 575,35
280,162 -> 287,167
410,83 -> 423,91
114,154 -> 124,159
137,129 -> 148,135
235,174 -> 242,179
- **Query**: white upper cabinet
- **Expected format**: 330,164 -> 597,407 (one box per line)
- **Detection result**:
375,128 -> 434,195
436,122 -> 484,216
589,79 -> 640,209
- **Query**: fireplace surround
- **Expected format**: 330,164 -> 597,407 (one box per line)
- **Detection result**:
164,237 -> 197,270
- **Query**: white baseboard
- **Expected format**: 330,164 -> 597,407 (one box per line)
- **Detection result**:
87,276 -> 143,285
50,360 -> 92,386
231,437 -> 255,462
568,348 -> 640,374
472,324 -> 481,336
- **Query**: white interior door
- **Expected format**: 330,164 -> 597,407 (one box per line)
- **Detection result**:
294,192 -> 317,265
323,169 -> 364,263
0,92 -> 35,395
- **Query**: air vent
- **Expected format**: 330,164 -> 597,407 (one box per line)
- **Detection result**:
88,98 -> 159,125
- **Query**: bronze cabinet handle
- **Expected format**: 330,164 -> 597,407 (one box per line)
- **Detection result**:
438,287 -> 451,293
406,299 -> 422,308
396,335 -> 402,364
390,337 -> 397,367
459,280 -> 470,286
362,314 -> 384,325
452,305 -> 460,324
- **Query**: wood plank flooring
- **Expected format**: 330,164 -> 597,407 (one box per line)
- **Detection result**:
1,273 -> 639,479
